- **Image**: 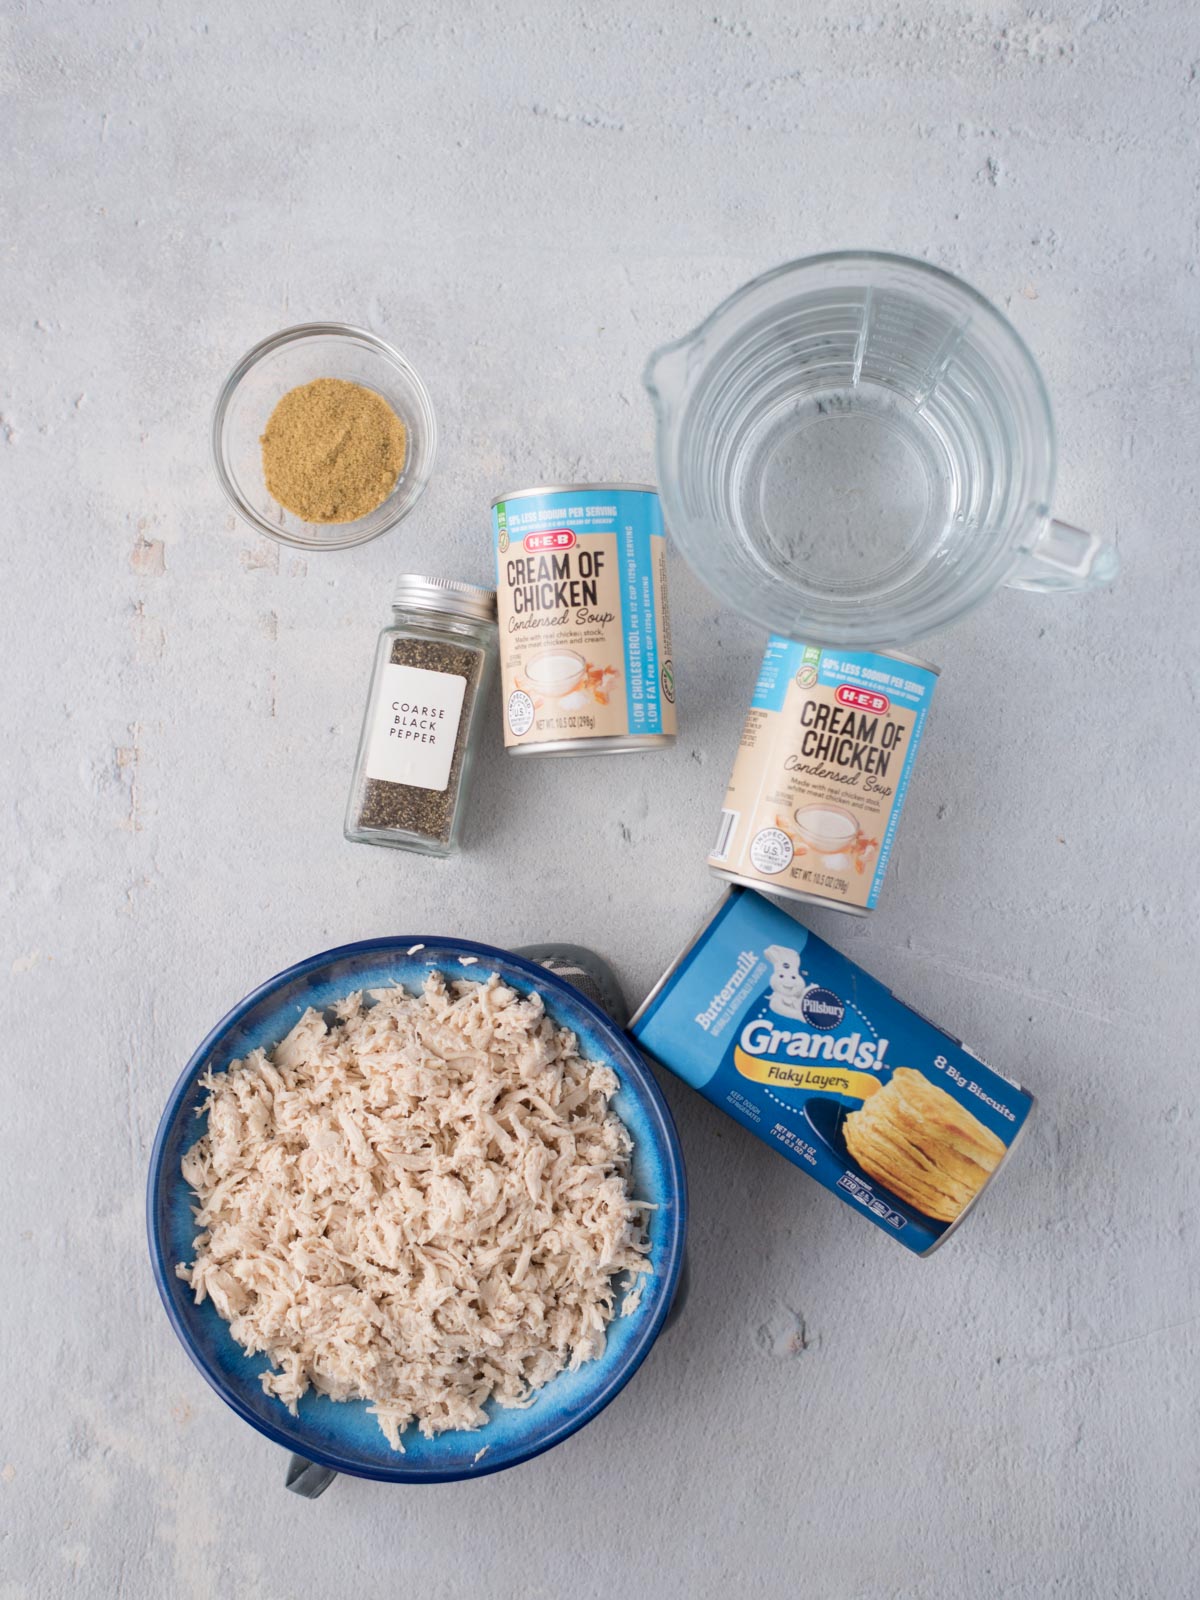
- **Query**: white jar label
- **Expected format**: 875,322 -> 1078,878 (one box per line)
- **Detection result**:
364,664 -> 467,792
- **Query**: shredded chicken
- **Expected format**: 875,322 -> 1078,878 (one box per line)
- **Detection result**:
176,971 -> 652,1449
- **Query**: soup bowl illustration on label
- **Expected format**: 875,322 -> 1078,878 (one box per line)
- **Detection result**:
793,804 -> 861,861
523,648 -> 589,699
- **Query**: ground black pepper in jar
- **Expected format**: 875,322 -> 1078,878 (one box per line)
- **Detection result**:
344,576 -> 498,857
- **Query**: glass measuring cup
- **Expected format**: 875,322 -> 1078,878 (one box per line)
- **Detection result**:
644,252 -> 1117,646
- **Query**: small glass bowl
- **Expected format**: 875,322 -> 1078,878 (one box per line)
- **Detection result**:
212,323 -> 437,551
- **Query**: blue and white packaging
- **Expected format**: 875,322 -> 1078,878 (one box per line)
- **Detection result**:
630,888 -> 1035,1255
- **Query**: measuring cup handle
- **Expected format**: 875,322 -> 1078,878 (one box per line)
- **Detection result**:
1007,518 -> 1119,593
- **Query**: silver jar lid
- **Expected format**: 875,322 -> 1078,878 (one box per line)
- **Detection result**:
393,574 -> 497,622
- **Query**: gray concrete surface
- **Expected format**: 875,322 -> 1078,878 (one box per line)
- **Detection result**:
3,3 -> 1198,1596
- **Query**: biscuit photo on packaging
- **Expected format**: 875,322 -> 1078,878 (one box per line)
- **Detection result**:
843,1068 -> 1006,1223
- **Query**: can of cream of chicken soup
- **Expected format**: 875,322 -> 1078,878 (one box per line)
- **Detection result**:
709,639 -> 938,914
629,886 -> 1035,1255
492,485 -> 676,755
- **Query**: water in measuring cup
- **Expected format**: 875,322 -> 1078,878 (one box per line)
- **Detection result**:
749,395 -> 950,589
724,295 -> 1017,603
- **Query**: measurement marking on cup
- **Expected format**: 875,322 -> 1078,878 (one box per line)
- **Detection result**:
914,316 -> 971,410
851,287 -> 873,389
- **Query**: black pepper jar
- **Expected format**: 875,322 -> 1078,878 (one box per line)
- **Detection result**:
344,576 -> 498,857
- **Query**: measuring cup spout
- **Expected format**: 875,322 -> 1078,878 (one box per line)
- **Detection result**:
1008,518 -> 1120,593
642,336 -> 697,425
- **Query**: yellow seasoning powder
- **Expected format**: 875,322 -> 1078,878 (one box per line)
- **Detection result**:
260,378 -> 407,524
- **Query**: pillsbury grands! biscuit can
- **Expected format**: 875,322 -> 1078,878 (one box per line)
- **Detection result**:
708,639 -> 938,915
492,485 -> 676,756
629,887 -> 1034,1255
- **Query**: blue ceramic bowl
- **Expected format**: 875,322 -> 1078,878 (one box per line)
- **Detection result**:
147,937 -> 687,1483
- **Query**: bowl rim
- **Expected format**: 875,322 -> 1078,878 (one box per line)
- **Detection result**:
210,321 -> 439,552
146,934 -> 688,1483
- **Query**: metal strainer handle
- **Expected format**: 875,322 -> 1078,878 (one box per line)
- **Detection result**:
285,1455 -> 337,1500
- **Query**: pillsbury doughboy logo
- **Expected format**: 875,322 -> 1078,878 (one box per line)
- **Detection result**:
763,945 -> 843,1030
763,944 -> 809,1018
